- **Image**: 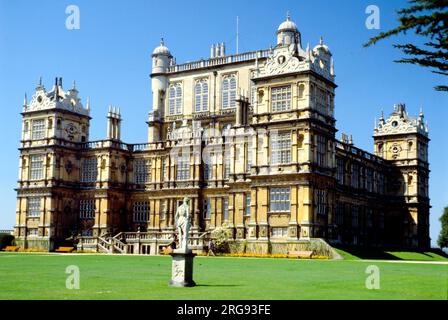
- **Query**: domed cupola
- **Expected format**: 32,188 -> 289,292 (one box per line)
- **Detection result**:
152,38 -> 172,57
276,13 -> 301,48
313,36 -> 331,55
152,38 -> 173,74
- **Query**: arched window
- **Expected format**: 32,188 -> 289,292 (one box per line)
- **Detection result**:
222,74 -> 237,109
168,83 -> 182,115
195,79 -> 208,112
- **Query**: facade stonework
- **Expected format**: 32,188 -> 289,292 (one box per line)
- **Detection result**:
15,16 -> 430,253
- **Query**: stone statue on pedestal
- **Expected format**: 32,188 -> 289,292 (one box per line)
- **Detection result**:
169,196 -> 196,287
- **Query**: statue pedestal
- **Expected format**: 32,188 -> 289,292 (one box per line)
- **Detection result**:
169,249 -> 196,287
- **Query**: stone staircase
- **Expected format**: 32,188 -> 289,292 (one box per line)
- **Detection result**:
76,230 -> 208,255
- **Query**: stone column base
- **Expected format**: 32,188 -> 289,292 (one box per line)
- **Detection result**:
169,250 -> 196,287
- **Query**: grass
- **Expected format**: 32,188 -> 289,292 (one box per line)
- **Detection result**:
0,252 -> 447,300
333,246 -> 448,261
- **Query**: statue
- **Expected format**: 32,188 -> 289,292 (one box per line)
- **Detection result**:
174,197 -> 191,251
169,196 -> 196,287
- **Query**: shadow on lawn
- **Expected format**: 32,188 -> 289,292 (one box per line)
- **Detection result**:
195,284 -> 241,287
333,245 -> 448,260
333,245 -> 401,260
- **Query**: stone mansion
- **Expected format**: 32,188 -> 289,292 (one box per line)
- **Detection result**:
14,15 -> 430,253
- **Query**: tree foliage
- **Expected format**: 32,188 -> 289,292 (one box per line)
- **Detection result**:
364,0 -> 448,91
437,206 -> 448,248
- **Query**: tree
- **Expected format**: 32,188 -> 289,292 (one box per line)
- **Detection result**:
364,0 -> 448,91
437,206 -> 448,248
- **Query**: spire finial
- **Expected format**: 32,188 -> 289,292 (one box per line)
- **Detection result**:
160,37 -> 164,46
23,93 -> 27,106
86,97 -> 90,111
286,11 -> 290,21
320,36 -> 324,45
38,76 -> 43,88
72,80 -> 76,90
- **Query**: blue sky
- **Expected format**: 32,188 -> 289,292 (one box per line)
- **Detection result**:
0,0 -> 446,246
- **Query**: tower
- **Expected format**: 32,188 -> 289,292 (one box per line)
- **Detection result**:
148,38 -> 173,142
16,77 -> 91,250
374,103 -> 430,248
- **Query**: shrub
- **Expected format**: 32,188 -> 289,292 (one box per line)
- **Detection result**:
211,223 -> 231,253
0,234 -> 14,250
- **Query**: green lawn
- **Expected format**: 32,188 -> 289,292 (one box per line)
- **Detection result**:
0,252 -> 447,300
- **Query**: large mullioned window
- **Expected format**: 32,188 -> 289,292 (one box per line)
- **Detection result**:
134,159 -> 151,184
168,83 -> 182,115
270,131 -> 291,165
204,199 -> 211,219
269,188 -> 290,213
315,189 -> 327,215
195,79 -> 209,112
271,86 -> 291,112
245,194 -> 251,216
316,135 -> 327,167
27,197 -> 41,217
30,155 -> 44,180
79,199 -> 95,219
176,157 -> 189,181
32,119 -> 45,140
81,157 -> 98,183
133,201 -> 149,223
223,198 -> 229,221
222,74 -> 237,109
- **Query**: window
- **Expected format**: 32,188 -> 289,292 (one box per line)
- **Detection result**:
81,229 -> 93,236
245,194 -> 251,216
160,201 -> 166,220
30,155 -> 44,180
316,135 -> 327,167
224,153 -> 230,179
81,157 -> 98,183
246,143 -> 253,171
366,208 -> 373,228
366,168 -> 373,192
351,163 -> 359,188
133,201 -> 149,223
336,158 -> 345,184
377,173 -> 385,194
270,131 -> 291,164
162,158 -> 167,181
222,74 -> 237,109
315,189 -> 327,215
271,227 -> 288,238
27,228 -> 38,237
379,211 -> 385,229
32,119 -> 45,140
269,188 -> 290,212
223,198 -> 229,221
195,79 -> 208,112
271,86 -> 291,112
27,197 -> 41,217
204,161 -> 212,180
168,83 -> 182,115
250,83 -> 257,104
204,199 -> 211,219
134,159 -> 151,184
335,202 -> 344,225
352,206 -> 359,228
79,199 -> 95,219
176,157 -> 189,180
